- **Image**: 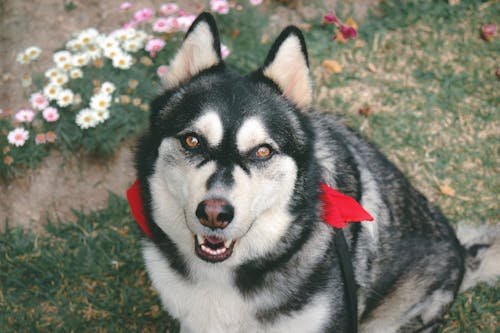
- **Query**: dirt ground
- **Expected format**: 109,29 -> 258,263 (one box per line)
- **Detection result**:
0,0 -> 371,231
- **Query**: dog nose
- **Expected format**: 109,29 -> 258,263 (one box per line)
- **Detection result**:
195,199 -> 234,230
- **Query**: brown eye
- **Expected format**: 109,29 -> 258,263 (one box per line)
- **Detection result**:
255,145 -> 272,159
185,135 -> 200,148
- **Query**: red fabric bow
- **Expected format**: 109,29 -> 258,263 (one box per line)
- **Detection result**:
126,179 -> 373,239
126,179 -> 153,239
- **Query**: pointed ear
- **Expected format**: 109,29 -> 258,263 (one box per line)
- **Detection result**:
262,26 -> 312,109
163,13 -> 222,89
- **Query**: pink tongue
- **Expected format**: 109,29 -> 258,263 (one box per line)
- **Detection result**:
205,236 -> 224,245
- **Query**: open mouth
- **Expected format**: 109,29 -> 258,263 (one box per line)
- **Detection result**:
194,235 -> 236,263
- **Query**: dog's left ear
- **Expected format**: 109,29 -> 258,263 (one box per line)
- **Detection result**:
163,12 -> 222,89
261,27 -> 312,109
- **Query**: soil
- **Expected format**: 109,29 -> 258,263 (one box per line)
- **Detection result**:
0,0 -> 371,232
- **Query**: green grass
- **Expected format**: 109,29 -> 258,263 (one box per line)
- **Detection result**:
305,0 -> 499,225
1,195 -> 498,332
1,0 -> 499,331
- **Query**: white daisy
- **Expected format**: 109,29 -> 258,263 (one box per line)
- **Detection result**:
112,53 -> 133,69
43,84 -> 62,101
25,46 -> 42,60
100,82 -> 116,94
16,52 -> 31,65
53,50 -> 72,66
77,28 -> 99,46
103,46 -> 123,60
56,89 -> 75,107
95,109 -> 110,124
111,28 -> 134,42
69,68 -> 83,79
123,39 -> 143,53
50,73 -> 69,86
75,108 -> 98,129
98,36 -> 119,50
85,44 -> 102,60
90,92 -> 112,111
66,39 -> 83,52
134,30 -> 148,44
58,61 -> 73,71
45,67 -> 63,79
71,52 -> 90,67
7,127 -> 30,147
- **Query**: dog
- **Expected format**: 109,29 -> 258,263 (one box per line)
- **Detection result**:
129,12 -> 499,333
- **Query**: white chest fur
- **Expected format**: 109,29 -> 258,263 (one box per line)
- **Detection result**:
142,242 -> 331,333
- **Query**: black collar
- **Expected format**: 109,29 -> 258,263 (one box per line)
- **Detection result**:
334,228 -> 358,333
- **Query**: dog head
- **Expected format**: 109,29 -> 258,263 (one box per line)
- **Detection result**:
137,13 -> 319,268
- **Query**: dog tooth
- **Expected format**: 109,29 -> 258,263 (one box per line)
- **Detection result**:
224,240 -> 232,247
196,235 -> 205,244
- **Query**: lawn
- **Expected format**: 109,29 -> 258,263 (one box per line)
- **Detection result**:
1,0 -> 499,331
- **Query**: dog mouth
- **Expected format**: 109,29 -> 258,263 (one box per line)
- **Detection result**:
194,235 -> 236,263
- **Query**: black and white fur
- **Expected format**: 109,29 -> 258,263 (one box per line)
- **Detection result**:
134,13 -> 499,333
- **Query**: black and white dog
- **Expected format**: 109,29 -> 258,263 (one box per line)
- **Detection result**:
129,13 -> 499,333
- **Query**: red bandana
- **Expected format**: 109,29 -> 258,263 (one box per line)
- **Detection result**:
126,179 -> 373,239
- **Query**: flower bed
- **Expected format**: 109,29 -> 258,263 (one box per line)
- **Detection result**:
0,0 -> 276,180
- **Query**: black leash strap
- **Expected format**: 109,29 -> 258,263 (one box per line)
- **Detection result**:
335,228 -> 358,333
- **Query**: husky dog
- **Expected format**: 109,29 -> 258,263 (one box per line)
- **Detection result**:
132,13 -> 499,333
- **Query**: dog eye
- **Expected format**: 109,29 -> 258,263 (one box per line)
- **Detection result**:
253,145 -> 273,160
183,134 -> 201,149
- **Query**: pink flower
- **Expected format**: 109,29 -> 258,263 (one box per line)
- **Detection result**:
210,0 -> 229,15
159,3 -> 179,16
249,0 -> 263,5
221,44 -> 230,59
133,8 -> 154,23
340,25 -> 357,39
120,1 -> 132,11
323,11 -> 339,24
7,127 -> 29,147
153,18 -> 179,33
145,38 -> 166,57
42,107 -> 60,122
177,15 -> 196,32
35,133 -> 47,145
123,21 -> 136,29
481,24 -> 497,41
30,92 -> 49,110
15,109 -> 35,123
157,65 -> 169,78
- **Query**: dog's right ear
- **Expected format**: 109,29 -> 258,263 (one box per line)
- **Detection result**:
163,13 -> 222,89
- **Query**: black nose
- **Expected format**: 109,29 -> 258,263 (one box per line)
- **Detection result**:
195,199 -> 234,230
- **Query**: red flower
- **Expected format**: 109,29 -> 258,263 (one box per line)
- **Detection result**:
481,24 -> 497,41
324,12 -> 358,43
323,12 -> 339,24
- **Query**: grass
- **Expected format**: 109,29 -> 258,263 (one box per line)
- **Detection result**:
1,0 -> 499,331
1,195 -> 498,332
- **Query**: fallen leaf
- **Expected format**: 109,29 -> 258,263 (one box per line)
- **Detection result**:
354,39 -> 366,48
298,23 -> 311,32
368,63 -> 377,73
345,17 -> 358,30
439,185 -> 456,197
322,59 -> 342,74
358,106 -> 372,117
231,29 -> 240,38
261,33 -> 269,44
448,0 -> 460,6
